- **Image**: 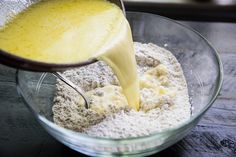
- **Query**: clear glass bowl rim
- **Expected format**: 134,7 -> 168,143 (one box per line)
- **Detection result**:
16,11 -> 223,144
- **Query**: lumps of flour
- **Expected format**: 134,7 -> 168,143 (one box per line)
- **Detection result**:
52,42 -> 191,138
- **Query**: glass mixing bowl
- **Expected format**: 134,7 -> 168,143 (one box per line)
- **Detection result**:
15,12 -> 223,156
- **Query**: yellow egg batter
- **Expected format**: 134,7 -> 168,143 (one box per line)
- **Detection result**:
0,0 -> 139,110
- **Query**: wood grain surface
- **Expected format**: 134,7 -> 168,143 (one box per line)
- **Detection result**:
0,21 -> 235,157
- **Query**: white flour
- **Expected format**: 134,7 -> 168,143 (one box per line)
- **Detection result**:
52,42 -> 191,138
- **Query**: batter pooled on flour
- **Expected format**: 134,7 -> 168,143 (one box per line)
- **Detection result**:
53,42 -> 191,138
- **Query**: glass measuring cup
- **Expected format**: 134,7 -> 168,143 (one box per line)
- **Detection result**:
0,0 -> 125,72
0,0 -> 126,108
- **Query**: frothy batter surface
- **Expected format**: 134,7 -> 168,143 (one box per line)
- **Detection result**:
52,42 -> 191,138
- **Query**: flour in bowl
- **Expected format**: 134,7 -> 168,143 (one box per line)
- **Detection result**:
52,42 -> 191,138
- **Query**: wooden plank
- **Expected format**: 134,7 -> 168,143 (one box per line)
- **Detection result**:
158,125 -> 236,157
218,54 -> 236,99
181,21 -> 236,55
212,98 -> 236,111
200,107 -> 236,127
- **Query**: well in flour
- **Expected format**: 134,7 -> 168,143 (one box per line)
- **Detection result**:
52,42 -> 191,138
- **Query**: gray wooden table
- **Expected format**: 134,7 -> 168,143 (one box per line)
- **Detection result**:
0,21 -> 235,157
